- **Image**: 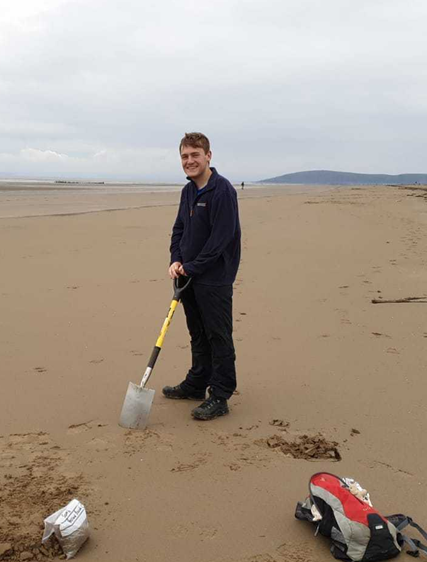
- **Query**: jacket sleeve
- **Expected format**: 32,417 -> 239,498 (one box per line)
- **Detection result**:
183,187 -> 237,277
170,191 -> 184,264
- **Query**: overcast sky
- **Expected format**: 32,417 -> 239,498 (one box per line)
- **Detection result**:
1,0 -> 426,181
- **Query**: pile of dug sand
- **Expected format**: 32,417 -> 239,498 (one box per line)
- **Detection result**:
264,433 -> 341,461
0,433 -> 86,561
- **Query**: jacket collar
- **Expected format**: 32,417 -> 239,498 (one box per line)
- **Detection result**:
187,167 -> 218,190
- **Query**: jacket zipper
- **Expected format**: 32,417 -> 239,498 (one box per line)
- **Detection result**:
190,185 -> 214,217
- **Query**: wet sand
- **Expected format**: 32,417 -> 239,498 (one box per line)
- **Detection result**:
0,181 -> 331,219
1,184 -> 427,561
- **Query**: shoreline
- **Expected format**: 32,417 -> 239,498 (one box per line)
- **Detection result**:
0,182 -> 335,219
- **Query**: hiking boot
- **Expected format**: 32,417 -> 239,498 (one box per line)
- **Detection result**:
162,384 -> 206,401
191,395 -> 229,420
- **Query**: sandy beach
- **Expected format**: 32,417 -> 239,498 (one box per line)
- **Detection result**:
1,183 -> 427,562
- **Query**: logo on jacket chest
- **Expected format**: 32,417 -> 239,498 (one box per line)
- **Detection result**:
190,202 -> 207,216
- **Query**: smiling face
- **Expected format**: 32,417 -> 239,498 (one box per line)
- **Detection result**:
180,145 -> 212,182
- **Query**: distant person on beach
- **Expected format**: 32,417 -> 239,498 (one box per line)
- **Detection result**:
163,132 -> 241,421
241,181 -> 244,190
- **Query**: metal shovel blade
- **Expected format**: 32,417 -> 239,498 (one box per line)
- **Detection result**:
119,382 -> 155,430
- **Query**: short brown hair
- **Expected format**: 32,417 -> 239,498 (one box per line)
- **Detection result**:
179,132 -> 210,154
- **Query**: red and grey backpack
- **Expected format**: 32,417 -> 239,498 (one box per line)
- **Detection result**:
295,473 -> 427,561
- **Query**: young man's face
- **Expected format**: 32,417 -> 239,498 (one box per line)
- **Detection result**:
180,145 -> 212,180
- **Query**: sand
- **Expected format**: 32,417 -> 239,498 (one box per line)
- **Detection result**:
1,183 -> 427,562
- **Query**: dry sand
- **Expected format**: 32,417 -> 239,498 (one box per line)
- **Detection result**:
1,183 -> 427,562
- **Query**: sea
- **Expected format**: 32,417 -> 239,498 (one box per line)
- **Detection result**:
0,178 -> 332,219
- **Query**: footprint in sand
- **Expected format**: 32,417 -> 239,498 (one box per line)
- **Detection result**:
275,542 -> 317,561
226,463 -> 241,471
86,437 -> 113,452
123,428 -> 163,456
170,523 -> 190,538
200,527 -> 218,540
208,430 -> 270,468
8,432 -> 50,449
171,454 -> 209,473
2,432 -> 69,469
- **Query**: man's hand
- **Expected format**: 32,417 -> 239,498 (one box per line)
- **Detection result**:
169,262 -> 182,279
178,265 -> 187,276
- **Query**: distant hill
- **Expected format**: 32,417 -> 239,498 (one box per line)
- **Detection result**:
259,170 -> 427,185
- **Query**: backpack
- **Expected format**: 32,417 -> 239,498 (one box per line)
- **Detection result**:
295,472 -> 427,561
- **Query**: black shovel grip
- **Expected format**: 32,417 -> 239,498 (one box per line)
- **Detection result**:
173,276 -> 192,301
147,346 -> 161,369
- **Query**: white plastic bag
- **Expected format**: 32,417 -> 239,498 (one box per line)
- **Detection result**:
42,499 -> 89,559
342,477 -> 372,506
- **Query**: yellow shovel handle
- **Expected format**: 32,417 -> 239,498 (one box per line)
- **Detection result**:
155,298 -> 179,348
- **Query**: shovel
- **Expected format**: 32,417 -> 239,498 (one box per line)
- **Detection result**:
119,276 -> 192,430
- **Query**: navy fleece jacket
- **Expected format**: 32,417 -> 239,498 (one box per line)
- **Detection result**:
170,168 -> 241,286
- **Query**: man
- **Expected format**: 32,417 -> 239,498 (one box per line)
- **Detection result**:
162,132 -> 241,420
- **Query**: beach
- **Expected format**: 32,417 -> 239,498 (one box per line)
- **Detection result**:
1,183 -> 427,562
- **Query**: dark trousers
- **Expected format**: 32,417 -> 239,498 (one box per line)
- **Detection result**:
180,283 -> 236,400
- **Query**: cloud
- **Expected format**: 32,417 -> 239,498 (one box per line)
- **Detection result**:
0,146 -> 181,181
20,148 -> 72,163
1,0 -> 427,179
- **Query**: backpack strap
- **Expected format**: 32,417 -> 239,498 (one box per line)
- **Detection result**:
410,539 -> 427,557
400,534 -> 423,557
396,516 -> 427,542
393,516 -> 427,557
